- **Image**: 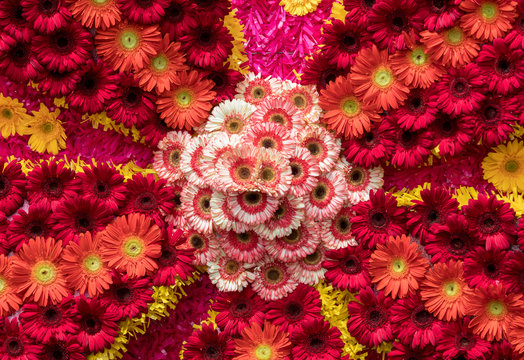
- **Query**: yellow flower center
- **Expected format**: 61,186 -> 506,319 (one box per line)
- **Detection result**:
480,2 -> 498,20
84,255 -> 102,273
176,90 -> 192,107
120,30 -> 139,50
42,122 -> 54,133
255,344 -> 272,360
0,276 -> 5,293
373,68 -> 393,88
1,108 -> 13,119
92,0 -> 109,4
504,160 -> 519,173
152,54 -> 168,71
391,258 -> 406,274
123,236 -> 144,258
488,300 -> 506,317
342,98 -> 360,116
33,261 -> 57,285
444,281 -> 460,297
410,48 -> 428,66
446,28 -> 464,45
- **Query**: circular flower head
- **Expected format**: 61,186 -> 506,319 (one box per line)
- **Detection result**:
228,190 -> 279,226
287,146 -> 321,197
243,121 -> 296,158
337,158 -> 384,205
501,251 -> 524,294
472,95 -> 519,147
100,213 -> 162,278
432,111 -> 475,157
7,203 -> 55,251
265,220 -> 321,263
201,132 -> 242,188
118,0 -> 169,25
304,169 -> 348,221
463,247 -> 508,288
203,63 -> 244,104
460,0 -> 518,41
321,203 -> 357,249
288,245 -> 327,285
210,190 -> 250,233
0,318 -> 43,360
301,52 -> 350,89
251,97 -> 304,133
234,320 -> 291,360
208,253 -> 255,293
215,144 -> 259,192
20,103 -> 66,155
482,140 -> 524,193
290,319 -> 344,360
181,184 -> 214,235
252,257 -> 298,301
159,0 -> 197,40
154,130 -> 191,182
391,87 -> 440,131
67,0 -> 121,30
206,99 -> 255,136
0,254 -> 22,317
297,125 -> 341,173
423,0 -> 462,31
100,273 -> 153,320
0,36 -> 43,84
254,148 -> 293,198
0,94 -> 32,138
75,296 -> 119,353
0,159 -> 26,216
184,323 -> 235,360
220,230 -> 265,264
21,0 -> 71,33
321,19 -> 368,70
178,227 -> 220,266
235,72 -> 280,105
0,0 -> 33,41
281,81 -> 322,123
436,317 -> 491,359
153,227 -> 194,285
254,193 -> 304,241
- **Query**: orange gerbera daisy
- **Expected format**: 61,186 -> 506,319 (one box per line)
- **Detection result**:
369,234 -> 429,299
460,0 -> 518,42
420,260 -> 473,322
66,0 -> 121,30
319,74 -> 380,139
100,213 -> 162,278
62,232 -> 113,297
95,20 -> 161,72
156,70 -> 216,130
420,27 -> 481,68
351,45 -> 410,111
0,254 -> 22,317
9,237 -> 69,306
136,34 -> 188,94
508,315 -> 524,355
233,321 -> 291,360
467,284 -> 524,341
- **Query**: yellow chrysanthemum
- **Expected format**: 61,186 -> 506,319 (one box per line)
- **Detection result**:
482,140 -> 524,193
0,94 -> 32,138
21,104 -> 66,154
280,0 -> 321,16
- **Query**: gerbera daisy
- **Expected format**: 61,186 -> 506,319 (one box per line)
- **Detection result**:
321,204 -> 357,249
75,296 -> 119,353
0,159 -> 26,216
10,237 -> 69,306
390,87 -> 439,130
194,0 -> 230,17
351,45 -> 410,111
0,94 -> 32,138
202,133 -> 243,188
490,340 -> 520,359
67,59 -> 118,114
153,130 -> 191,182
281,81 -> 322,123
287,146 -> 321,198
207,253 -> 255,292
0,36 -> 42,83
255,194 -> 304,241
100,213 -> 161,278
343,120 -> 396,167
66,0 -> 121,29
32,21 -> 92,73
180,14 -> 233,69
420,26 -> 481,68
252,257 -> 298,301
178,227 -> 220,266
460,0 -> 518,41
437,317 -> 491,359
504,0 -> 524,50
254,148 -> 293,198
202,63 -> 244,104
347,287 -> 394,347
160,0 -> 197,40
463,247 -> 508,288
212,287 -> 266,336
301,52 -> 350,89
21,0 -> 71,33
235,72 -> 281,105
350,189 -> 406,249
96,20 -> 161,72
369,234 -> 429,299
100,273 -> 153,320
154,227 -> 194,285
183,323 -> 235,360
19,296 -> 79,343
297,126 -> 341,173
482,140 -> 524,193
250,97 -> 304,133
140,114 -> 171,147
227,190 -> 279,226
61,232 -> 112,297
501,251 -> 524,293
319,74 -> 380,139
220,230 -> 265,265
180,184 -> 214,234
20,103 -> 66,155
0,254 -> 22,317
0,214 -> 6,255
157,70 -> 216,130
234,321 -> 291,360
0,0 -> 33,41
390,293 -> 442,348
432,111 -> 475,157
265,220 -> 320,263
7,203 -> 55,251
291,319 -> 344,360
288,245 -> 327,285
41,338 -> 84,360
407,186 -> 459,244
243,121 -> 296,158
118,0 -> 168,24
423,0 -> 462,31
0,318 -> 42,360
205,99 -> 255,136
321,20 -> 367,70
339,160 -> 384,205
472,95 -> 519,147
508,315 -> 524,355
210,191 -> 250,233
420,260 -> 473,321
304,169 -> 348,221
464,194 -> 516,250
37,68 -> 80,98
214,144 -> 258,192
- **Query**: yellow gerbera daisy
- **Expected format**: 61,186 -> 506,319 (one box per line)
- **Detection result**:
0,94 -> 32,138
482,140 -> 524,193
279,0 -> 321,16
21,104 -> 66,155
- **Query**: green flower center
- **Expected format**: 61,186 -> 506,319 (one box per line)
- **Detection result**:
488,300 -> 505,316
123,237 -> 143,258
342,98 -> 360,116
42,122 -> 54,133
410,48 -> 428,66
504,160 -> 519,173
373,68 -> 393,88
444,281 -> 460,297
34,262 -> 56,284
152,54 -> 168,71
120,31 -> 139,50
84,255 -> 102,273
0,277 -> 5,293
92,0 -> 109,4
391,258 -> 406,274
446,28 -> 464,45
177,91 -> 192,106
1,108 -> 13,119
481,2 -> 497,20
255,345 -> 272,360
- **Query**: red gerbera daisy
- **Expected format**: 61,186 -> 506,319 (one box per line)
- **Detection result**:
37,68 -> 80,98
0,0 -> 33,41
347,286 -> 394,347
100,273 -> 153,320
343,120 -> 396,167
183,323 -> 235,360
21,0 -> 71,33
460,0 -> 518,42
7,203 -> 56,251
75,296 -> 119,353
0,318 -> 43,360
323,244 -> 372,291
106,73 -> 157,128
501,250 -> 524,293
431,111 -> 475,157
390,88 -> 439,131
504,0 -> 524,50
160,0 -> 197,41
0,159 -> 26,216
139,115 -> 171,148
388,343 -> 438,359
463,247 -> 508,288
19,296 -> 79,343
421,26 -> 481,68
211,287 -> 266,336
391,125 -> 434,169
301,52 -> 350,89
424,0 -> 462,31
0,36 -> 43,84
350,189 -> 406,249
463,194 -> 516,250
343,0 -> 377,26
202,63 -> 244,104
490,340 -> 520,359
0,214 -> 8,255
437,317 -> 491,359
41,338 -> 84,360
321,19 -> 369,69
153,227 -> 194,286
119,0 -> 169,25
193,0 -> 230,18
290,319 -> 344,360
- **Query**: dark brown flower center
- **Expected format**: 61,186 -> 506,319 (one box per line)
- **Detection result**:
342,256 -> 361,274
43,177 -> 64,199
411,305 -> 433,328
38,0 -> 58,13
389,11 -> 408,32
123,87 -> 142,108
159,246 -> 176,266
5,337 -> 24,356
265,267 -> 284,284
189,234 -> 204,249
365,307 -> 387,328
284,301 -> 304,320
82,315 -> 101,335
290,163 -> 303,178
313,183 -> 329,201
135,192 -> 157,210
52,32 -> 73,53
114,285 -> 133,303
243,191 -> 262,206
483,262 -> 499,278
399,130 -> 416,148
448,235 -> 469,255
42,305 -> 62,325
283,229 -> 301,244
93,180 -> 111,198
450,78 -> 470,98
336,216 -> 351,234
478,213 -> 500,234
26,221 -> 46,238
9,44 -> 30,65
0,175 -> 11,197
495,57 -> 513,75
369,209 -> 388,228
203,344 -> 221,360
74,213 -> 94,233
45,343 -> 70,360
307,335 -> 326,353
230,298 -> 252,317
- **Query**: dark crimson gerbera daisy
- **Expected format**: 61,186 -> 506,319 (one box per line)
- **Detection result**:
50,195 -> 113,245
123,173 -> 174,226
75,296 -> 119,353
0,213 -> 8,255
38,68 -> 81,98
434,63 -> 485,116
202,63 -> 244,104
463,246 -> 508,288
501,251 -> 524,294
390,292 -> 442,348
347,286 -> 394,347
0,0 -> 33,41
265,284 -> 323,332
19,296 -> 79,343
436,317 -> 491,359
41,338 -> 85,360
119,0 -> 169,25
180,15 -> 233,69
321,19 -> 369,69
153,227 -> 194,286
0,318 -> 43,360
67,59 -> 118,114
431,111 -> 475,157
407,187 -> 459,244
388,342 -> 438,359
424,0 -> 462,31
351,189 -> 406,249
490,340 -> 520,359
0,35 -> 43,84
464,194 -> 517,250
391,126 -> 434,168
477,38 -> 524,95
21,0 -> 71,33
27,160 -> 80,209
160,0 -> 197,41
343,120 -> 396,167
193,0 -> 230,18
367,0 -> 427,52
290,318 -> 344,360
78,162 -> 127,215
212,287 -> 266,336
426,213 -> 482,263
301,52 -> 350,89
183,323 -> 235,360
390,87 -> 439,131
343,0 -> 377,26
100,273 -> 153,320
7,203 -> 55,251
0,159 -> 26,216
138,115 -> 171,147
323,244 -> 371,291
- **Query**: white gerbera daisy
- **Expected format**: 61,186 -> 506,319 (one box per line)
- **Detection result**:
255,148 -> 292,198
288,245 -> 327,285
205,99 -> 255,136
336,157 -> 384,205
153,131 -> 192,182
242,121 -> 296,158
180,184 -> 214,235
254,193 -> 305,240
281,81 -> 322,124
297,125 -> 341,173
303,169 -> 348,221
235,72 -> 281,105
179,134 -> 209,187
201,132 -> 242,189
264,219 -> 321,263
228,190 -> 279,226
216,144 -> 260,192
252,257 -> 298,301
321,203 -> 358,250
210,191 -> 250,233
288,146 -> 321,197
208,252 -> 255,292
250,97 -> 305,133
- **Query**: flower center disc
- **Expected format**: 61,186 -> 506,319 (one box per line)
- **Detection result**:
225,116 -> 244,134
265,267 -> 284,284
34,262 -> 57,284
444,281 -> 460,297
120,31 -> 139,50
480,2 -> 498,20
410,48 -> 427,66
225,260 -> 239,275
84,255 -> 102,273
505,160 -> 519,173
342,98 -> 360,116
152,54 -> 168,71
93,0 -> 109,4
446,28 -> 464,45
0,277 -> 5,293
391,258 -> 406,275
124,236 -> 143,257
255,345 -> 272,360
1,108 -> 12,119
292,93 -> 307,109
373,68 -> 393,88
177,90 -> 192,107
42,122 -> 54,133
488,300 -> 506,317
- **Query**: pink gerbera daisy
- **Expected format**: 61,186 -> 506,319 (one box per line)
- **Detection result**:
210,190 -> 250,233
220,230 -> 265,264
235,72 -> 280,105
243,121 -> 296,158
254,194 -> 304,241
227,190 -> 279,226
337,159 -> 384,205
178,228 -> 220,266
252,257 -> 298,301
304,170 -> 348,221
250,97 -> 304,133
320,203 -> 357,249
265,220 -> 321,263
297,125 -> 341,173
288,245 -> 327,285
287,146 -> 321,197
180,184 -> 214,235
207,253 -> 255,292
153,130 -> 191,182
